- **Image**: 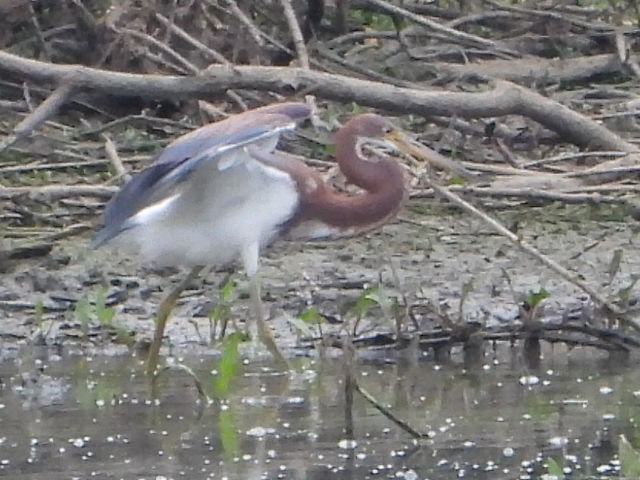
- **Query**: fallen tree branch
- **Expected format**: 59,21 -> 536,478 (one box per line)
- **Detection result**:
0,50 -> 636,155
0,184 -> 117,200
411,185 -> 617,205
0,83 -> 74,155
406,53 -> 628,86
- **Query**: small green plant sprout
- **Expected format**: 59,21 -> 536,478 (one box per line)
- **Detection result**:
187,318 -> 206,345
74,296 -> 93,338
350,284 -> 395,336
94,286 -> 115,326
521,287 -> 550,323
73,286 -> 122,340
349,102 -> 365,116
218,406 -> 240,458
208,278 -> 237,342
525,287 -> 550,311
619,434 -> 640,478
593,247 -> 640,316
214,332 -> 243,397
501,268 -> 551,322
295,307 -> 325,338
449,174 -> 467,186
545,456 -> 565,479
34,298 -> 45,326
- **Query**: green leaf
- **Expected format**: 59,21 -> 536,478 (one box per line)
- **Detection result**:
218,407 -> 239,457
300,307 -> 324,324
349,102 -> 365,115
546,457 -> 564,478
95,287 -> 115,326
525,288 -> 550,309
324,143 -> 336,156
288,316 -> 315,337
220,279 -> 237,302
74,297 -> 92,326
352,285 -> 380,319
34,299 -> 44,326
461,279 -> 474,298
215,333 -> 243,395
208,304 -> 228,323
113,326 -> 134,345
620,434 -> 640,478
450,175 -> 466,185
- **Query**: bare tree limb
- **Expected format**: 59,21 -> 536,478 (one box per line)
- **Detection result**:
0,50 -> 635,155
404,52 -> 629,85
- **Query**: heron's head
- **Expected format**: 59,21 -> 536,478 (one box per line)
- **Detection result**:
345,113 -> 396,139
346,112 -> 477,180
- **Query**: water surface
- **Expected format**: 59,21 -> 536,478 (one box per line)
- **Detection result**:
0,343 -> 637,479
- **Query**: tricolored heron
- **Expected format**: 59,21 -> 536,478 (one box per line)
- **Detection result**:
92,102 -> 459,375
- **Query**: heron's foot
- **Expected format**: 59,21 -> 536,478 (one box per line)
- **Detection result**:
146,266 -> 204,377
241,332 -> 272,361
146,301 -> 173,377
247,274 -> 290,370
240,316 -> 290,369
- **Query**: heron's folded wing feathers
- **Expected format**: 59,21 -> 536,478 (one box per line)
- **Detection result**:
93,108 -> 309,247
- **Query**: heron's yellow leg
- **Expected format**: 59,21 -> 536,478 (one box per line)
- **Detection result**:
146,266 -> 204,376
249,274 -> 290,370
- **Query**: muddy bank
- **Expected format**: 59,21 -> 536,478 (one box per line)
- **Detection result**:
1,203 -> 637,360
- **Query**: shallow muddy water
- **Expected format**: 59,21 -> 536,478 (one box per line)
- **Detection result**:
2,205 -> 640,479
0,343 -> 638,480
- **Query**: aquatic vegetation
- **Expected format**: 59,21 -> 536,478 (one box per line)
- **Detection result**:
619,434 -> 640,478
215,333 -> 243,396
73,286 -> 131,344
207,278 -> 238,342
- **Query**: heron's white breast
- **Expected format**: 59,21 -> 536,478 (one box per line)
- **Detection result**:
120,152 -> 299,269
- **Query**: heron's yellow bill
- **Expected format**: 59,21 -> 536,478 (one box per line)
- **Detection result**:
385,130 -> 476,180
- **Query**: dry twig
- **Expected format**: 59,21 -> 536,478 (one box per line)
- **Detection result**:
0,84 -> 74,155
365,0 -> 518,55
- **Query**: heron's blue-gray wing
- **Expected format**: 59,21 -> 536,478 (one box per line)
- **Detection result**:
92,103 -> 311,247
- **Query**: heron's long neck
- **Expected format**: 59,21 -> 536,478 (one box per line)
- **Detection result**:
288,125 -> 407,235
334,124 -> 386,191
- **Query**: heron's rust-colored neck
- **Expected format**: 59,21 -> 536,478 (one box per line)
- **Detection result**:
334,121 -> 387,192
278,122 -> 408,238
299,162 -> 406,234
